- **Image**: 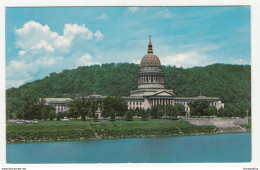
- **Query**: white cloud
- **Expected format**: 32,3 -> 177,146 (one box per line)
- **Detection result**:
94,30 -> 104,41
160,52 -> 212,68
96,13 -> 107,20
18,50 -> 26,56
6,21 -> 104,88
230,58 -> 250,65
15,21 -> 98,55
127,7 -> 139,13
31,40 -> 54,52
15,21 -> 58,53
75,53 -> 100,67
6,60 -> 38,84
53,36 -> 71,53
63,23 -> 93,40
35,57 -> 55,67
156,10 -> 175,19
6,77 -> 34,89
131,59 -> 141,65
6,56 -> 65,88
7,60 -> 38,75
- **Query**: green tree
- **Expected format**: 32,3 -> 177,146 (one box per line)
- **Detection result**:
165,105 -> 175,119
217,108 -> 225,117
102,96 -> 128,120
125,110 -> 133,121
6,97 -> 25,120
217,105 -> 237,118
22,98 -> 40,120
49,109 -> 55,121
174,104 -> 186,118
188,100 -> 210,117
146,108 -> 151,118
68,101 -> 80,120
87,97 -> 101,121
150,105 -> 159,119
70,98 -> 89,121
134,107 -> 140,117
6,63 -> 251,120
110,109 -> 116,121
140,109 -> 148,121
157,105 -> 165,118
205,106 -> 217,116
56,112 -> 64,121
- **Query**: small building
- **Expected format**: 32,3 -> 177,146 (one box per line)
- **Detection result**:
44,98 -> 72,114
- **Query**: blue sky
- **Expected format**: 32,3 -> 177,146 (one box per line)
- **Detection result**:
5,6 -> 251,89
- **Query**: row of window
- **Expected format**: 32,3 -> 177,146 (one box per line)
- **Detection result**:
141,67 -> 160,70
128,102 -> 143,106
56,108 -> 64,112
54,105 -> 64,108
139,75 -> 163,82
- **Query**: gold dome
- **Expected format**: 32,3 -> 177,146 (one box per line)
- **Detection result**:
140,53 -> 161,67
140,35 -> 161,67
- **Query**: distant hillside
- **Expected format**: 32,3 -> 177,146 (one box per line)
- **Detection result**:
6,63 -> 251,115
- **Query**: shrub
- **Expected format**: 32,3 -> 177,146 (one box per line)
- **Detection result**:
125,111 -> 133,121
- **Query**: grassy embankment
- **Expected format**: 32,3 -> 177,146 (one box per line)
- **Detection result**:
6,119 -> 219,143
240,117 -> 251,130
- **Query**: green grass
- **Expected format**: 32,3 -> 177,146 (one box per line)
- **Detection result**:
240,117 -> 251,130
6,119 -> 218,143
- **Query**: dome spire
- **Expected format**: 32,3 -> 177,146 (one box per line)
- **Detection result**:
148,35 -> 153,53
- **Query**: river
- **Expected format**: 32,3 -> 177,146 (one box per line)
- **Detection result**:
6,133 -> 251,163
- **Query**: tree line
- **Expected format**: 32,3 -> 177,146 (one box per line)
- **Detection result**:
6,63 -> 251,119
8,95 -> 248,122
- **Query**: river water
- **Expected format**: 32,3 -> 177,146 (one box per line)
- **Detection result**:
6,133 -> 251,163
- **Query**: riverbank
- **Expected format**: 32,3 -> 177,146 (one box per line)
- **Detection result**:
6,119 -> 250,144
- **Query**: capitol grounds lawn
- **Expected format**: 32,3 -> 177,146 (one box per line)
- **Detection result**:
6,118 -> 221,143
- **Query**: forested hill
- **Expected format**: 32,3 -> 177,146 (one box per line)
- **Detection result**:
6,63 -> 251,114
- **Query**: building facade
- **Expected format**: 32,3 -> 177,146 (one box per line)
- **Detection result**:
123,36 -> 224,115
45,36 -> 224,115
44,98 -> 72,114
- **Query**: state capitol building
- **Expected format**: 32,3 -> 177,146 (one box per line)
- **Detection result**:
44,36 -> 224,117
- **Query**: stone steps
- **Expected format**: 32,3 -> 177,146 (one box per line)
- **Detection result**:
219,125 -> 246,133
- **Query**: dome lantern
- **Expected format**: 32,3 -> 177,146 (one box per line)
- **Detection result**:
148,35 -> 153,53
